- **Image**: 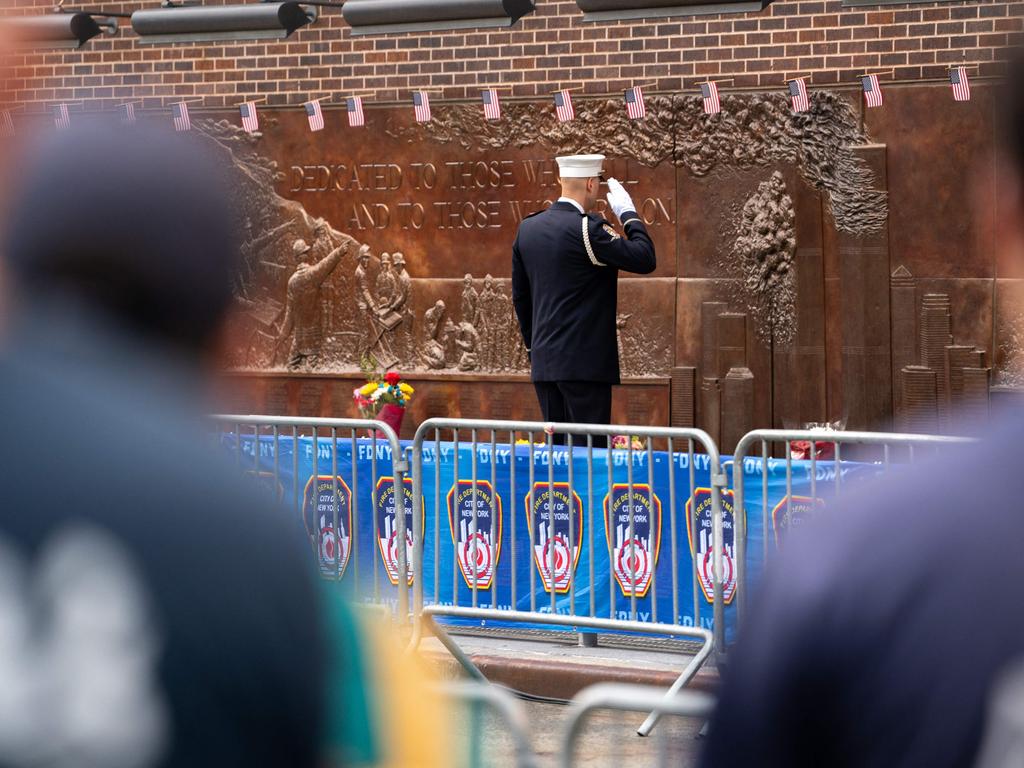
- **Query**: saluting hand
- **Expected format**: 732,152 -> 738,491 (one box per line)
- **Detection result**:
605,178 -> 635,221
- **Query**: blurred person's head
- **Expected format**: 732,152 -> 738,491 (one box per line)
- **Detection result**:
1,123 -> 241,359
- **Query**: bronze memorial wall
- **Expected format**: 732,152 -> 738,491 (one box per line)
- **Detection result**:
210,80 -> 1010,446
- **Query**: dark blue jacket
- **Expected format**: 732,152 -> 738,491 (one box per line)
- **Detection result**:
701,417 -> 1024,768
511,200 -> 656,384
0,306 -> 324,767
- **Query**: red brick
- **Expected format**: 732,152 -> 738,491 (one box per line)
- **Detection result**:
798,29 -> 826,42
2,0 -> 1015,108
866,11 -> 894,25
921,7 -> 951,22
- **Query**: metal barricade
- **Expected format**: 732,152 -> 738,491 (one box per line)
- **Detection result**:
434,681 -> 537,768
211,414 -> 412,620
408,418 -> 726,737
560,683 -> 715,768
729,428 -> 975,649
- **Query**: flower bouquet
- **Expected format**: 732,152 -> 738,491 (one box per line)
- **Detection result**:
789,420 -> 845,461
353,371 -> 414,436
612,435 -> 647,450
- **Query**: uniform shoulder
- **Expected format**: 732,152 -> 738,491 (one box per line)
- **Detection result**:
515,208 -> 547,234
585,213 -> 623,240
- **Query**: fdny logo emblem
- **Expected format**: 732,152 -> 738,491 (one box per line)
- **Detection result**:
602,223 -> 621,239
375,476 -> 422,586
302,475 -> 353,578
686,488 -> 738,605
447,480 -> 502,590
771,495 -> 825,547
525,483 -> 583,594
603,484 -> 661,598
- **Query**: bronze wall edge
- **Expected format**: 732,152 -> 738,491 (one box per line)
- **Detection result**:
220,370 -> 671,386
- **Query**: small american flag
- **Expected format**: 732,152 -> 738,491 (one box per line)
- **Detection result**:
950,66 -> 971,102
172,102 -> 192,132
862,75 -> 883,109
413,91 -> 431,123
239,101 -> 259,134
0,110 -> 15,139
701,82 -> 720,115
788,78 -> 809,113
120,102 -> 136,126
625,85 -> 646,120
305,99 -> 324,132
347,96 -> 365,127
54,103 -> 71,131
482,88 -> 501,121
554,89 -> 574,122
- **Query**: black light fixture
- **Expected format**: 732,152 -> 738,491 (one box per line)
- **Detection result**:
131,2 -> 318,44
3,10 -> 120,49
341,0 -> 536,36
576,0 -> 772,21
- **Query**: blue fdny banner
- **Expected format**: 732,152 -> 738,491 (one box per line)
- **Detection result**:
225,435 -> 882,643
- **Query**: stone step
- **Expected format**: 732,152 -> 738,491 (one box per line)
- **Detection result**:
419,631 -> 719,701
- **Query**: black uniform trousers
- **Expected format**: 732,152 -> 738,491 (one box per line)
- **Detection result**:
533,381 -> 611,447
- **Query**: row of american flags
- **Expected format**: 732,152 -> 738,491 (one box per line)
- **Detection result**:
0,66 -> 974,138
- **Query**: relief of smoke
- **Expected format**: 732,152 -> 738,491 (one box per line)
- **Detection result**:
729,171 -> 797,347
393,91 -> 887,234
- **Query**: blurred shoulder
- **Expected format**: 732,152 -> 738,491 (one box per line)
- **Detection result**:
776,422 -> 1020,605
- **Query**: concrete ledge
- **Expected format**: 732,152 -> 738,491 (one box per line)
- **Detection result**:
422,646 -> 720,700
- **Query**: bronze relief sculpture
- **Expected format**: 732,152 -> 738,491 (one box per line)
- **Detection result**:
209,92 -> 896,393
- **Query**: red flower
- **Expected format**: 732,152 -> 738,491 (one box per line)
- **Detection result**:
384,371 -> 402,385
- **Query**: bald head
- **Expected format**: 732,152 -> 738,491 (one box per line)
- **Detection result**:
559,175 -> 601,212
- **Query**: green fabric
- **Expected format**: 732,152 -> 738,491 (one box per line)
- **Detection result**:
320,586 -> 379,765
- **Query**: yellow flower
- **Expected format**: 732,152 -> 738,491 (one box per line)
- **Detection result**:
359,382 -> 378,396
399,383 -> 414,396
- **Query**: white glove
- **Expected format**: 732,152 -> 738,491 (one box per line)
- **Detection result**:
605,178 -> 635,221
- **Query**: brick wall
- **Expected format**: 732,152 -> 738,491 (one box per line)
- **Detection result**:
3,0 -> 1022,109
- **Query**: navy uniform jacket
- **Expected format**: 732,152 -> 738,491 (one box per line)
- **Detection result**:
511,201 -> 656,384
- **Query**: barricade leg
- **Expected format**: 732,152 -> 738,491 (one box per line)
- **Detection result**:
635,637 -> 714,737
424,605 -> 714,740
425,613 -> 489,684
561,683 -> 715,768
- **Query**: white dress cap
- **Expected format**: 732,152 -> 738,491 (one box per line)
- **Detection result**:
555,153 -> 606,178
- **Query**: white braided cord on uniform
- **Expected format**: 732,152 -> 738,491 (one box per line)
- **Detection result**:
582,216 -> 605,267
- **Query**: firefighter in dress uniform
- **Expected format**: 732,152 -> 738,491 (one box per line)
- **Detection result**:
511,154 -> 656,443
